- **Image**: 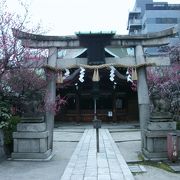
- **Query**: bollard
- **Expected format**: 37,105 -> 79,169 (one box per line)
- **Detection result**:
167,133 -> 178,162
93,119 -> 101,153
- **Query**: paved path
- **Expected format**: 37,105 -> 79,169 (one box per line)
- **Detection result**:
60,129 -> 134,180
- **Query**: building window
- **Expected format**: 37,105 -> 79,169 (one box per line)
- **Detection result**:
156,18 -> 177,24
146,18 -> 156,24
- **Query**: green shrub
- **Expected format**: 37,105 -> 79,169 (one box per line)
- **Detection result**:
2,116 -> 21,145
0,99 -> 11,122
176,121 -> 180,130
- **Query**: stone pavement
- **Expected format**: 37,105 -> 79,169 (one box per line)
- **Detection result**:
60,129 -> 134,180
0,129 -> 82,180
110,130 -> 141,163
1,124 -> 179,180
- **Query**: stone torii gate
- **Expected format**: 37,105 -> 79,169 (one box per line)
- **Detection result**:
12,27 -> 178,160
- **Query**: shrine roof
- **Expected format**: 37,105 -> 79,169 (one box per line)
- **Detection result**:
58,48 -> 129,59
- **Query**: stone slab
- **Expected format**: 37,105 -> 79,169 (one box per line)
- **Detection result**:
17,123 -> 46,132
13,131 -> 49,138
142,148 -> 168,160
111,131 -> 141,142
167,162 -> 180,172
21,116 -> 45,123
116,141 -> 141,163
147,121 -> 176,131
128,165 -> 147,173
144,130 -> 177,138
169,165 -> 180,172
53,131 -> 82,142
11,149 -> 52,160
18,139 -> 40,152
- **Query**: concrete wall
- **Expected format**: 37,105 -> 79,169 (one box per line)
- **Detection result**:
134,0 -> 153,15
142,10 -> 180,33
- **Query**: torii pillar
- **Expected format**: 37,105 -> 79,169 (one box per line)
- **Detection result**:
135,45 -> 150,150
45,48 -> 57,150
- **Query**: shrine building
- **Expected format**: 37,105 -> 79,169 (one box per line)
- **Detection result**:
55,32 -> 139,123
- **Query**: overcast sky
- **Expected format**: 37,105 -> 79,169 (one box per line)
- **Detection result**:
6,0 -> 180,36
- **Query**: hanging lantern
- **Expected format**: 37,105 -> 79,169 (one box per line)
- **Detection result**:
132,68 -> 138,81
57,71 -> 63,84
92,69 -> 100,82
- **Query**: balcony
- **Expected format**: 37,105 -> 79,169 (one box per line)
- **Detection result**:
127,19 -> 142,31
129,19 -> 142,26
127,7 -> 142,30
128,7 -> 141,15
129,30 -> 142,35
